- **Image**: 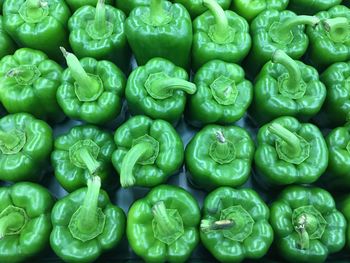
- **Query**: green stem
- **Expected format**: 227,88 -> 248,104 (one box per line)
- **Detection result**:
279,15 -> 319,35
26,0 -> 47,18
94,0 -> 107,36
268,123 -> 301,156
0,212 -> 25,239
147,77 -> 196,100
200,219 -> 234,233
323,17 -> 350,43
77,148 -> 100,175
296,214 -> 310,250
152,201 -> 178,236
149,0 -> 168,25
0,130 -> 20,150
209,131 -> 236,164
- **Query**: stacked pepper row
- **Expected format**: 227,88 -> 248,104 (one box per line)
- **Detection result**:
1,0 -> 350,262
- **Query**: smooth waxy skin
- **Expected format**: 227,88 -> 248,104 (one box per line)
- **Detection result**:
126,58 -> 194,124
2,0 -> 70,61
0,182 -> 54,263
112,115 -> 184,188
127,185 -> 200,262
185,125 -> 255,191
232,0 -> 288,22
289,0 -> 342,15
201,187 -> 274,262
340,195 -> 350,249
66,0 -> 114,11
57,57 -> 126,125
174,0 -> 231,18
188,60 -> 253,126
51,125 -> 117,192
0,16 -> 15,59
0,48 -> 64,122
115,0 -> 149,15
307,5 -> 350,70
68,3 -> 130,72
125,0 -> 192,69
255,116 -> 328,186
0,113 -> 53,182
271,186 -> 346,263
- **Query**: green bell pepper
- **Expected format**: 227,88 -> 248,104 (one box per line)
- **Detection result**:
112,115 -> 184,188
0,16 -> 15,59
51,176 -> 125,263
57,48 -> 126,125
0,113 -> 52,182
252,50 -> 326,124
187,60 -> 253,126
0,48 -> 64,122
255,116 -> 328,186
185,125 -> 255,191
173,0 -> 231,18
192,0 -> 251,71
340,195 -> 350,249
0,182 -> 54,263
200,187 -> 273,262
289,0 -> 342,15
321,62 -> 350,127
125,58 -> 196,124
125,0 -> 192,69
66,0 -> 114,11
270,186 -> 346,263
2,0 -> 71,62
68,0 -> 130,73
307,5 -> 350,70
51,125 -> 117,193
127,184 -> 200,262
246,9 -> 320,75
231,0 -> 289,22
115,0 -> 148,15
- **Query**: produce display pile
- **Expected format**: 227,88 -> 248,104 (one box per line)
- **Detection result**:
2,0 -> 350,262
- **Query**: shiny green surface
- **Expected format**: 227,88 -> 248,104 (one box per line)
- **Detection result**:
289,0 -> 342,15
0,16 -> 15,59
66,0 -> 114,11
115,0 -> 149,15
174,0 -> 231,18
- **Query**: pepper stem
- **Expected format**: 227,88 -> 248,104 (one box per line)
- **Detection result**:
0,212 -> 25,239
268,123 -> 301,156
0,131 -> 21,151
149,0 -> 170,25
209,131 -> 236,164
77,148 -> 100,175
296,214 -> 310,250
94,0 -> 107,36
25,0 -> 47,18
152,201 -> 179,236
323,17 -> 350,43
200,219 -> 234,233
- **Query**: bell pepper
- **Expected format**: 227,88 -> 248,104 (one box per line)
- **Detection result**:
125,0 -> 192,69
270,186 -> 346,263
321,62 -> 350,127
192,0 -> 251,71
115,0 -> 148,15
51,176 -> 125,263
231,0 -> 289,23
0,16 -> 15,59
252,50 -> 326,125
246,9 -> 320,75
68,0 -> 130,73
57,48 -> 126,125
0,48 -> 64,122
307,5 -> 350,70
340,195 -> 350,249
255,116 -> 328,186
127,184 -> 200,262
185,125 -> 255,191
112,115 -> 184,188
173,0 -> 231,18
51,125 -> 117,193
0,113 -> 53,182
187,60 -> 253,126
66,0 -> 114,11
289,0 -> 342,15
2,0 -> 71,62
125,58 -> 196,124
200,187 -> 273,262
0,182 -> 54,263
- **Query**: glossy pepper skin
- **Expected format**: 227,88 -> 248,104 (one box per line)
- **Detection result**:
125,0 -> 192,69
246,9 -> 319,75
112,115 -> 184,188
125,58 -> 196,124
289,0 -> 342,15
2,0 -> 70,62
340,195 -> 350,249
192,0 -> 251,71
252,50 -> 326,125
51,125 -> 117,193
0,182 -> 54,263
68,0 -> 130,73
307,5 -> 350,70
0,113 -> 53,182
127,185 -> 200,263
57,49 -> 126,125
270,186 -> 346,263
321,62 -> 350,127
66,0 -> 114,11
0,48 -> 64,122
51,176 -> 125,263
174,0 -> 231,18
115,0 -> 149,15
255,116 -> 328,186
0,16 -> 15,59
185,125 -> 255,191
200,187 -> 273,262
187,60 -> 253,126
231,0 -> 289,22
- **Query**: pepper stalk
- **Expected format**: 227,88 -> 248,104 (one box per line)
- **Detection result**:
0,212 -> 25,239
200,219 -> 234,233
268,123 -> 301,157
323,17 -> 350,43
